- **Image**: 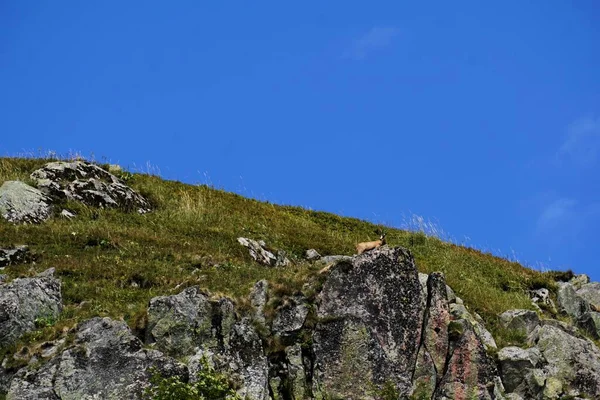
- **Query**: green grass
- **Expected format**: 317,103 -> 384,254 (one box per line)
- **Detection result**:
0,157 -> 558,348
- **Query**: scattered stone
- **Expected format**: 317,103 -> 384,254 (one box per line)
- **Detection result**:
7,317 -> 187,399
0,245 -> 31,268
60,209 -> 76,219
237,237 -> 290,267
305,248 -> 321,261
529,288 -> 557,313
499,309 -> 540,337
30,161 -> 151,213
0,181 -> 52,224
0,268 -> 62,349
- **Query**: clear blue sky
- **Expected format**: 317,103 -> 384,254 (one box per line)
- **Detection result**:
2,2 -> 599,281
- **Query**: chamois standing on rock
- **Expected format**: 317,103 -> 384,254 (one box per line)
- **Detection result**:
356,232 -> 386,255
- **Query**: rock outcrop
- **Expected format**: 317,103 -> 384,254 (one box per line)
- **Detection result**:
556,275 -> 600,339
313,247 -> 424,398
7,317 -> 187,399
30,161 -> 151,213
4,247 -> 600,399
146,286 -> 269,400
0,181 -> 52,224
0,269 -> 62,349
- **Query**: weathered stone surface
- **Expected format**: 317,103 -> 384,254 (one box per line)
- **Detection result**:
272,295 -> 309,338
499,309 -> 540,337
147,286 -> 269,399
576,282 -> 600,307
557,282 -> 587,320
0,181 -> 52,224
434,319 -> 498,400
305,249 -> 321,261
237,237 -> 290,267
285,344 -> 309,399
146,286 -> 215,357
450,303 -> 497,351
577,311 -> 600,339
313,247 -> 423,398
529,288 -> 557,314
7,317 -> 187,400
570,274 -> 590,289
497,346 -> 543,397
529,324 -> 600,398
0,269 -> 61,349
317,255 -> 353,264
30,161 -> 151,213
412,345 -> 437,399
0,245 -> 31,268
250,279 -> 268,326
422,272 -> 450,375
187,318 -> 269,400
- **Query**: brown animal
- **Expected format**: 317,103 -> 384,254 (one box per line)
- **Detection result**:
356,233 -> 386,255
591,303 -> 600,312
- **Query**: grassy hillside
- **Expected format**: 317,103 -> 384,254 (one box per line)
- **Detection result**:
0,157 -> 558,350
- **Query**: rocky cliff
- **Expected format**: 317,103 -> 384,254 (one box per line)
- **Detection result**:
1,245 -> 599,399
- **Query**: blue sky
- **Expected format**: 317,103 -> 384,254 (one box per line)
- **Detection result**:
2,2 -> 599,281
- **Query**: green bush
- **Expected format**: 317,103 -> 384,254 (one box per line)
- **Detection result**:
144,357 -> 241,400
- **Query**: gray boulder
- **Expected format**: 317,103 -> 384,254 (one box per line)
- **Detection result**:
576,282 -> 600,308
529,323 -> 600,398
312,247 -> 424,398
557,282 -> 587,320
0,268 -> 61,349
146,286 -> 225,357
30,161 -> 151,213
7,317 -> 187,400
272,295 -> 309,338
499,309 -> 540,337
0,246 -> 31,268
570,274 -> 590,289
576,311 -> 600,339
0,181 -> 52,224
498,346 -> 543,397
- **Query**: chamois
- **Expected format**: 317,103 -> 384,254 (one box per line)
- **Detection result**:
356,233 -> 386,255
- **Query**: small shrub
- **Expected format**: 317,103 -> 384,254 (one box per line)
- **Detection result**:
34,314 -> 57,329
144,356 -> 241,400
